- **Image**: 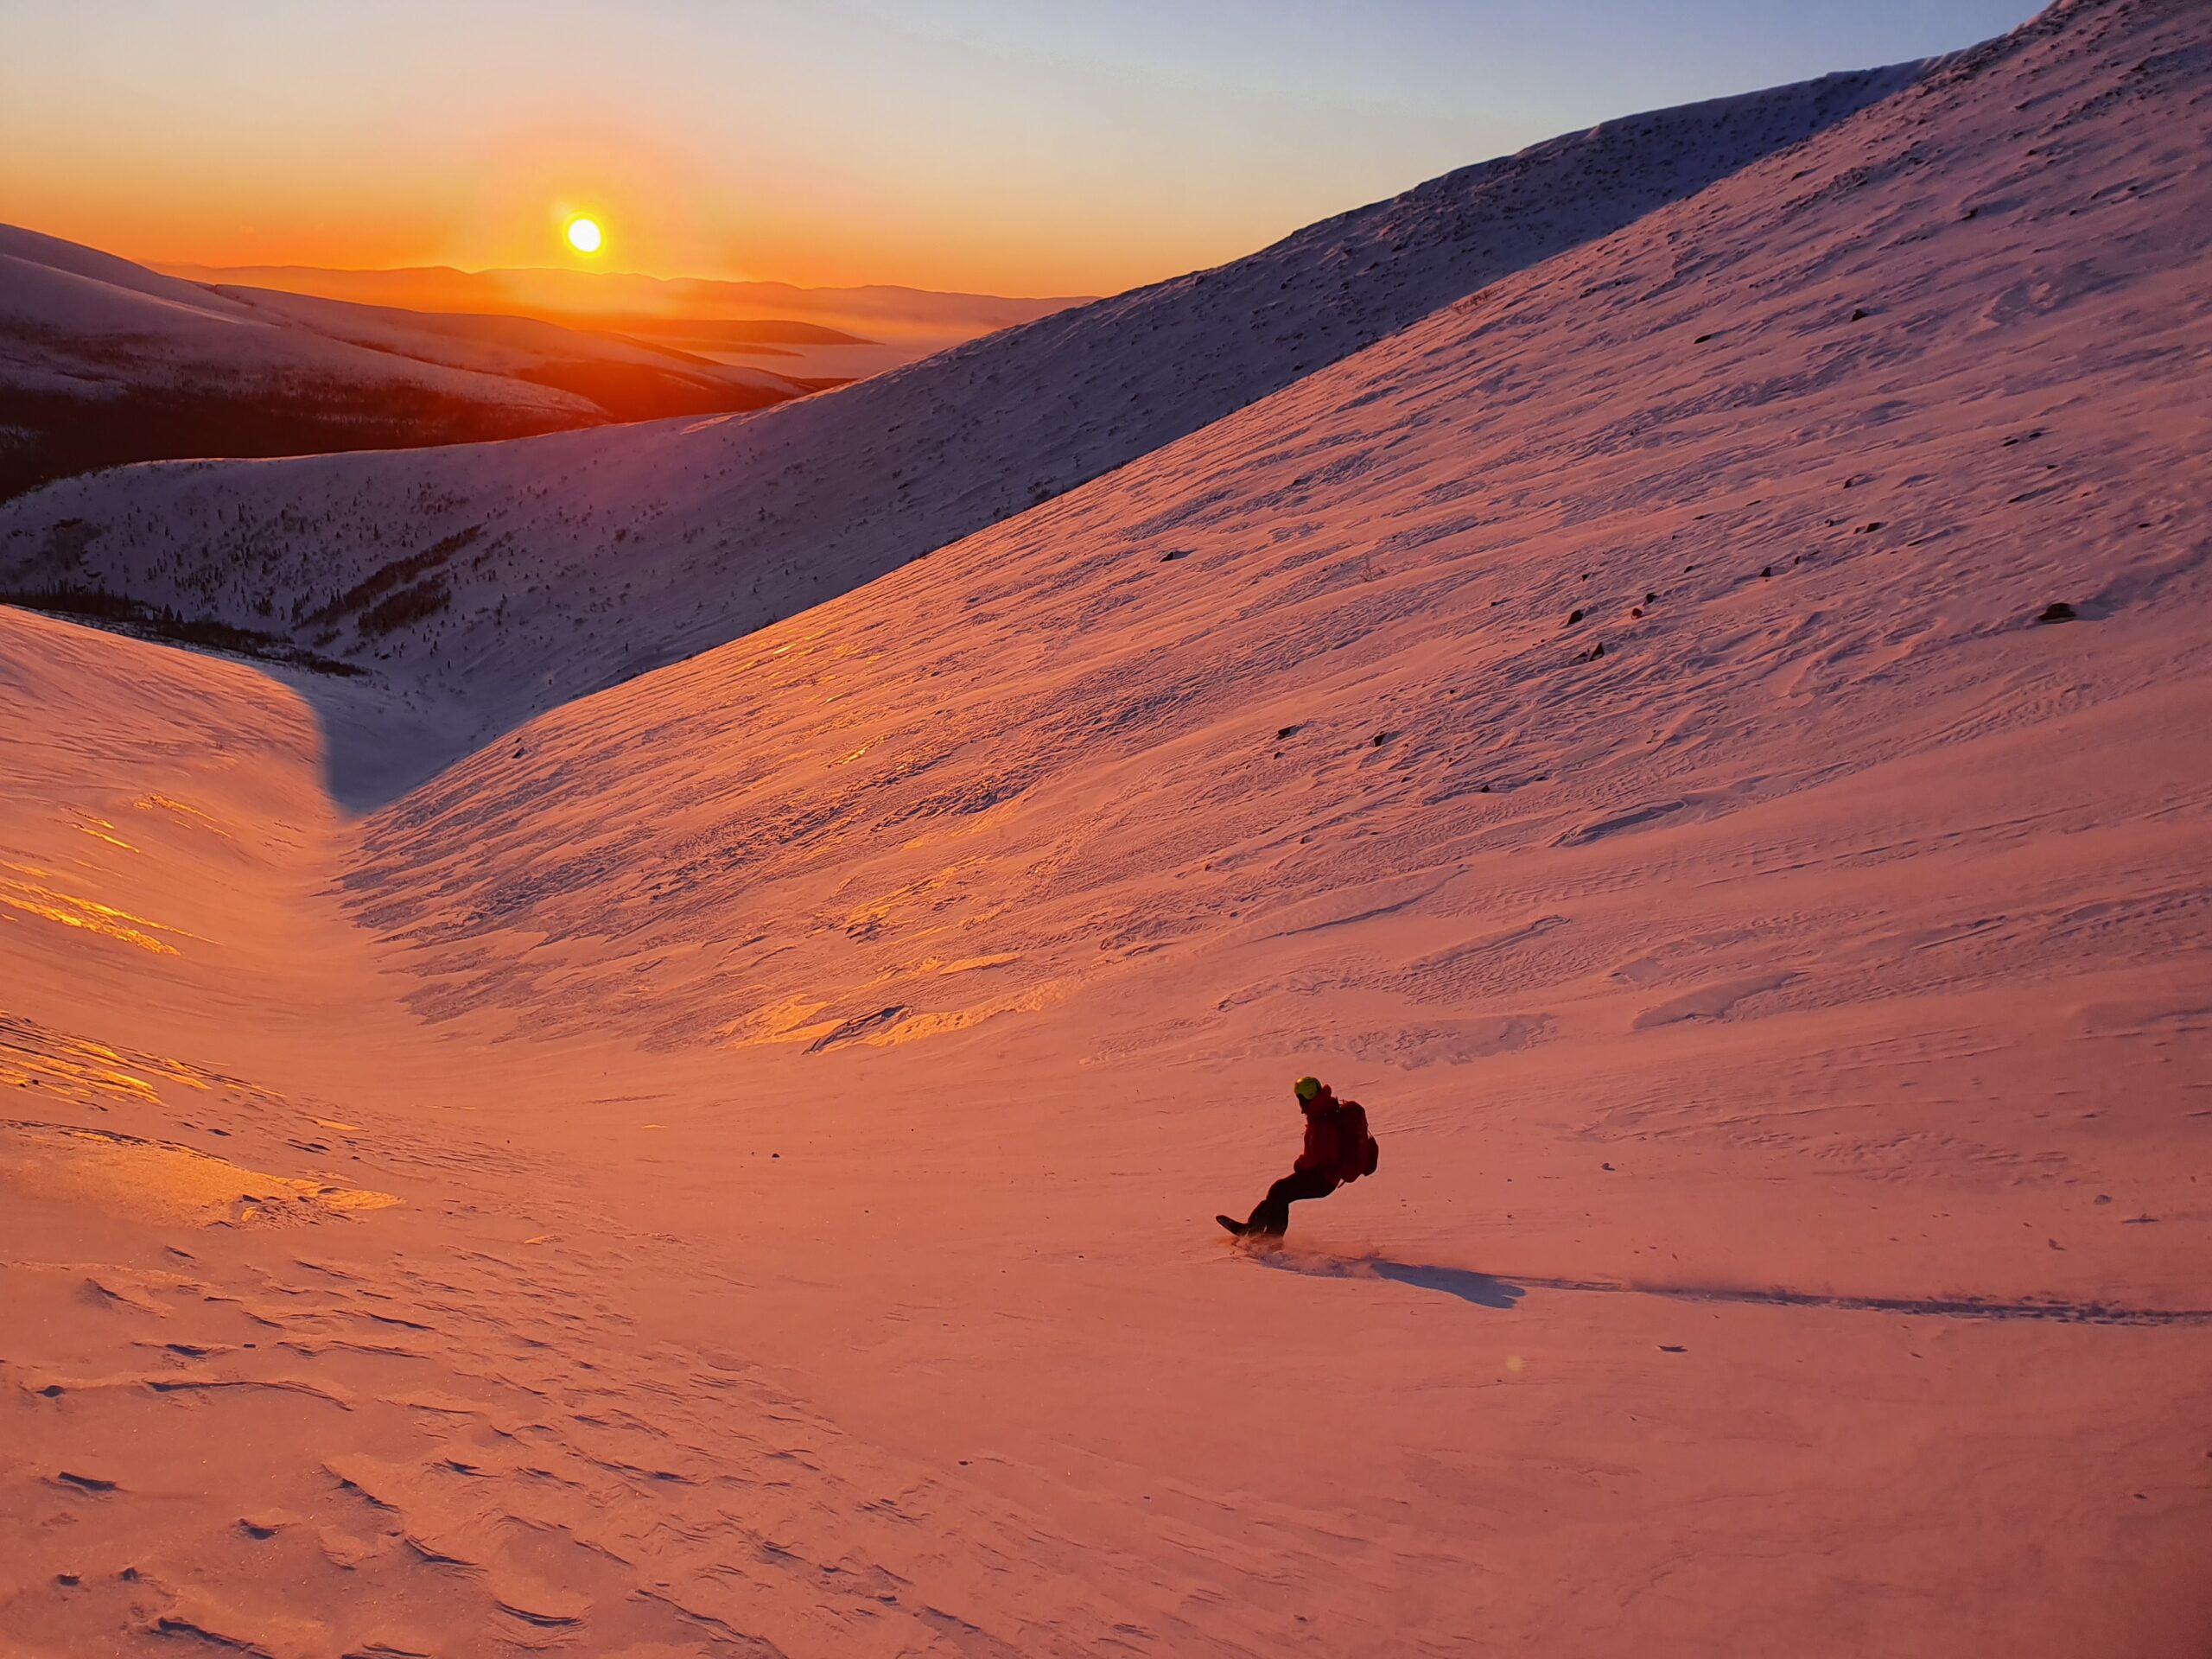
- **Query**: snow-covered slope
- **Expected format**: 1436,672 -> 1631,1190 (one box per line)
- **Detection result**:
3,3 -> 2207,1656
0,226 -> 814,500
346,0 -> 2212,1109
0,61 -> 1925,799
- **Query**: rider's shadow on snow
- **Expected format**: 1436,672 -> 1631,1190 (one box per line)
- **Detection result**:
1250,1250 -> 1526,1311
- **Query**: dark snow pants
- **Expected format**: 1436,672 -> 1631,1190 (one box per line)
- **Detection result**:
1244,1168 -> 1339,1237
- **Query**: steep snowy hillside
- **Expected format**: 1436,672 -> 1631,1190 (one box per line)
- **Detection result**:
0,61 -> 1926,799
0,226 -> 812,500
3,3 -> 2207,1657
346,0 -> 2212,1144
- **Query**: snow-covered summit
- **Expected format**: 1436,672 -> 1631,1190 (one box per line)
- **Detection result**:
0,60 -> 1925,798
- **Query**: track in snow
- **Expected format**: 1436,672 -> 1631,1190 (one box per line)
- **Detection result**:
1248,1251 -> 2212,1325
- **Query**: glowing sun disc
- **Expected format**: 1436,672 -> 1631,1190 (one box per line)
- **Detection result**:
566,216 -> 603,254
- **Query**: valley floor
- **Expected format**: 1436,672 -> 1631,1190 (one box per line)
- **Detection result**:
3,603 -> 2206,1658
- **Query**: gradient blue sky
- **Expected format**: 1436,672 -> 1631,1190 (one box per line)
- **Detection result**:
0,0 -> 2040,293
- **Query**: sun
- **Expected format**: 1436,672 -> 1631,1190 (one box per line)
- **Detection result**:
565,215 -> 603,255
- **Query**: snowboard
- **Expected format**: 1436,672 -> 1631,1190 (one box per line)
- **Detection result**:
1217,1215 -> 1282,1245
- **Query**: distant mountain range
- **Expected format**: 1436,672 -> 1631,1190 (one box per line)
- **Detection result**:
0,231 -> 1089,503
153,262 -> 1092,379
0,225 -> 839,500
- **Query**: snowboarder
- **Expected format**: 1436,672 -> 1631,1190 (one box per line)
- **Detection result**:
1218,1076 -> 1379,1239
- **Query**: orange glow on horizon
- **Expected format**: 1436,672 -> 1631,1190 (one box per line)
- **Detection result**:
0,15 -> 1361,297
0,111 -> 1189,296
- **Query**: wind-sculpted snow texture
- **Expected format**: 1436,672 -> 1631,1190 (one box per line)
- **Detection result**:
0,62 -> 1923,800
0,225 -> 813,501
4,3 -> 2212,1655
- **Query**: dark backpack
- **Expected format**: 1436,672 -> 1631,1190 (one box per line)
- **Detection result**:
1336,1099 -> 1380,1182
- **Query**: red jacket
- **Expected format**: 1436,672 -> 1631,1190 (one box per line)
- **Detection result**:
1293,1093 -> 1370,1184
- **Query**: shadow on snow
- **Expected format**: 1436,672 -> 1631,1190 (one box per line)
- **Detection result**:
1242,1249 -> 2212,1326
1248,1250 -> 1528,1310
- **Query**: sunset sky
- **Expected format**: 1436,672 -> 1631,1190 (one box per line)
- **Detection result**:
3,0 -> 2036,296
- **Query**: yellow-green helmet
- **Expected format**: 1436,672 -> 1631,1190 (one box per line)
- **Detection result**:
1294,1075 -> 1323,1102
